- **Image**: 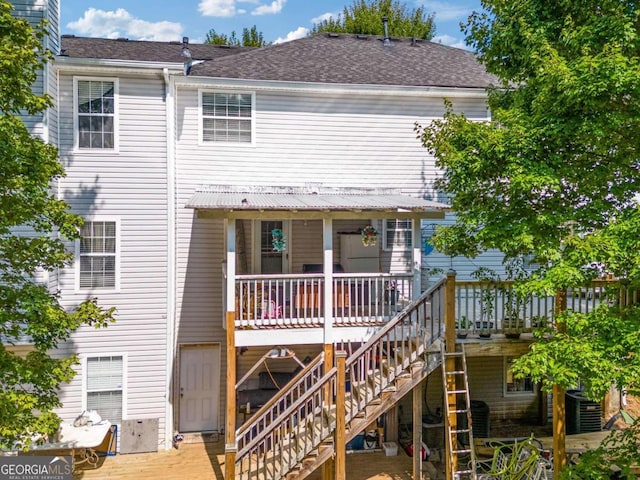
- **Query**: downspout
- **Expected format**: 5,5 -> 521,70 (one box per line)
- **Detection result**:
163,67 -> 177,450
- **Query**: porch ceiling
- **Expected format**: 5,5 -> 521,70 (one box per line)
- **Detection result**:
186,185 -> 449,219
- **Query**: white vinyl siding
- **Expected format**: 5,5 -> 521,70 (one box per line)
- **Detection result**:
86,355 -> 125,423
77,219 -> 119,291
57,71 -> 169,448
200,91 -> 254,144
383,219 -> 413,251
74,77 -> 118,150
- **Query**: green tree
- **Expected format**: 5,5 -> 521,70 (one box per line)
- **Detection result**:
241,25 -> 266,47
312,0 -> 435,40
416,0 -> 640,405
0,2 -> 115,450
204,25 -> 267,47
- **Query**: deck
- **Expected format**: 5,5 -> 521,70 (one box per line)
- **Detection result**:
72,440 -> 418,480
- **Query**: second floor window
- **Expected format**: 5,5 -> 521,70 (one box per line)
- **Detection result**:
201,92 -> 253,143
76,79 -> 116,149
78,220 -> 118,290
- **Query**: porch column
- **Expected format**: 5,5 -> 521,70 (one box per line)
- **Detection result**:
412,218 -> 422,300
323,218 -> 334,344
224,219 -> 237,480
322,219 -> 336,480
553,290 -> 567,478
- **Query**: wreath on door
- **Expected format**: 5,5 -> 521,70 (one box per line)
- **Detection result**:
361,225 -> 378,247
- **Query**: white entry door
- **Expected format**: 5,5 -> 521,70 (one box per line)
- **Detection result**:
179,344 -> 220,432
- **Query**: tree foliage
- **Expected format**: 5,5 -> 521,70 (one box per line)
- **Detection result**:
416,0 -> 640,400
312,0 -> 435,40
205,25 -> 267,47
0,2 -> 115,450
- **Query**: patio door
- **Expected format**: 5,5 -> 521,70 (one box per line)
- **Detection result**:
179,344 -> 220,432
254,220 -> 290,274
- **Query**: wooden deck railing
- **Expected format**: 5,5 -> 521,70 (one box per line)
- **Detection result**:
233,277 -> 446,480
454,280 -> 626,335
234,273 -> 412,328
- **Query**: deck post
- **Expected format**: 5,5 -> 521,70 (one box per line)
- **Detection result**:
224,219 -> 237,480
335,351 -> 347,480
225,310 -> 237,480
413,380 -> 423,480
553,290 -> 567,478
322,343 -> 335,480
444,270 -> 457,479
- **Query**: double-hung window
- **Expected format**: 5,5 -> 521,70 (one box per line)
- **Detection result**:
77,219 -> 119,290
201,91 -> 253,143
75,78 -> 117,149
86,355 -> 124,423
383,219 -> 413,250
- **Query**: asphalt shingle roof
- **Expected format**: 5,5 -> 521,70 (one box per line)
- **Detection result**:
59,35 -> 250,63
191,33 -> 497,88
59,33 -> 497,89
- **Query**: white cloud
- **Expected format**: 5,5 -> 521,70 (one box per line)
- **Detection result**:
432,34 -> 469,50
66,8 -> 183,41
273,26 -> 308,44
252,0 -> 286,16
420,1 -> 474,21
198,0 -> 238,17
310,12 -> 338,25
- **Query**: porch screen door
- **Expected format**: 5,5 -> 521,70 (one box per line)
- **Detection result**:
258,220 -> 288,273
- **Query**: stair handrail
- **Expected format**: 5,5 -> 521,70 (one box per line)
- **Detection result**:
345,276 -> 447,368
235,364 -> 339,466
343,278 -> 447,422
236,352 -> 325,450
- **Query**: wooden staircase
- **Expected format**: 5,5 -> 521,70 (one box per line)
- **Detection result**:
233,278 -> 448,480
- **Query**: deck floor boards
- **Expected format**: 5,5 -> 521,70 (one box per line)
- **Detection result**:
73,441 -> 419,480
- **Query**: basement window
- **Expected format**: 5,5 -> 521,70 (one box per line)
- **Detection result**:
504,356 -> 535,395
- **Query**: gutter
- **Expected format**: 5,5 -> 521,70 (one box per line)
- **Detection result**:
174,75 -> 491,99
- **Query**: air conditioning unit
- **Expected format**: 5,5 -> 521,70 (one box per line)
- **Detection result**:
566,390 -> 601,434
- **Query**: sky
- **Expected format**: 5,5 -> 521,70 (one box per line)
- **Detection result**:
59,0 -> 482,49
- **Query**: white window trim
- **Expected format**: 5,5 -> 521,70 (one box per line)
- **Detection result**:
503,356 -> 536,396
74,216 -> 121,293
382,219 -> 413,251
73,76 -> 119,152
198,89 -> 256,146
81,353 -> 128,423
